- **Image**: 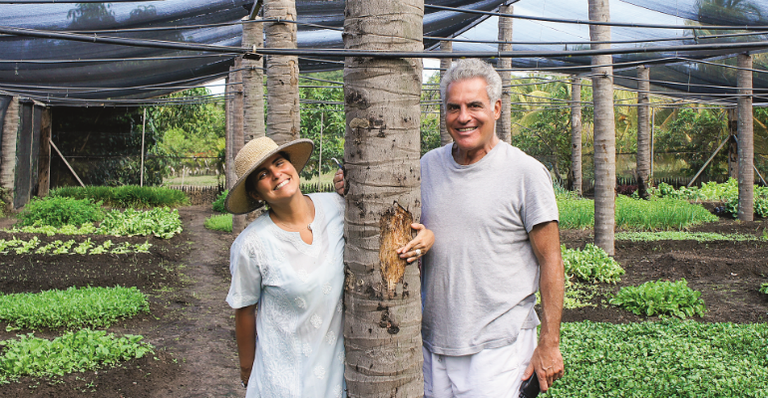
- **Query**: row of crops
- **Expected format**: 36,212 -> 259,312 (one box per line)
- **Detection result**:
0,186 -> 186,384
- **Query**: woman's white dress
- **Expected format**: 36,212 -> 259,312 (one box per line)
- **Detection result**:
226,193 -> 346,398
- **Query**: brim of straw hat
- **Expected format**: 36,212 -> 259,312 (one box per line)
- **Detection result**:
225,138 -> 314,214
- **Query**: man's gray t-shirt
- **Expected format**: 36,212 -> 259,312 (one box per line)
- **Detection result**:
420,141 -> 559,356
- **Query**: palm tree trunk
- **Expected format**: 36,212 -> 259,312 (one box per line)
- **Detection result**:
229,60 -> 247,233
264,0 -> 300,144
737,52 -> 753,221
243,17 -> 265,144
589,0 -> 616,255
343,0 -> 424,396
439,40 -> 453,146
1,96 -> 18,192
495,4 -> 513,144
636,66 -> 651,199
570,77 -> 583,195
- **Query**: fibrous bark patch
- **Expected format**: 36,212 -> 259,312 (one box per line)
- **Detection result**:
378,201 -> 413,299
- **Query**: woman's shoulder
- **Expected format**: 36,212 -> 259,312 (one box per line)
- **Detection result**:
309,192 -> 345,216
232,211 -> 272,248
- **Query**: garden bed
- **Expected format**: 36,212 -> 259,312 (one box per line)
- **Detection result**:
559,220 -> 768,325
0,207 -> 765,397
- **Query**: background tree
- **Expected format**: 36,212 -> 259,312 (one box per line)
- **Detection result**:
299,71 -> 345,181
144,87 -> 226,178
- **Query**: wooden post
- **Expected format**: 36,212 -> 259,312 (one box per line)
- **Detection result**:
737,52 -> 753,221
727,108 -> 738,179
495,4 -> 513,144
636,66 -> 651,198
1,96 -> 18,192
439,40 -> 453,145
37,107 -> 51,197
570,77 -> 583,196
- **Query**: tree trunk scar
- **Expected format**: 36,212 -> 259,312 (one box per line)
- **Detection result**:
378,201 -> 413,300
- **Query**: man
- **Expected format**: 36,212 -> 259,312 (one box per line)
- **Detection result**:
334,58 -> 564,397
419,58 -> 564,397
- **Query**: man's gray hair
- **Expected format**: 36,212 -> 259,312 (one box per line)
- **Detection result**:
440,59 -> 502,107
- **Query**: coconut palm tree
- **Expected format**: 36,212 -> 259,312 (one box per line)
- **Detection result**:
342,0 -> 424,396
589,0 -> 616,255
264,0 -> 300,144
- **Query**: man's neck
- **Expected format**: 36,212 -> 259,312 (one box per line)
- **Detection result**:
452,136 -> 500,165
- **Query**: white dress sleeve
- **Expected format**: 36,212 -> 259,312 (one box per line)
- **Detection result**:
226,231 -> 263,309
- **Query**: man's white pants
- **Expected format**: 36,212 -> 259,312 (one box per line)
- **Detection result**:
423,327 -> 537,398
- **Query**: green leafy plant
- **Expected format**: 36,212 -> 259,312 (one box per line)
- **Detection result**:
558,196 -> 717,230
16,197 -> 104,228
51,185 -> 188,208
204,214 -> 232,232
760,283 -> 768,295
212,189 -> 228,213
4,223 -> 98,236
550,320 -> 768,397
0,286 -> 149,330
610,279 -> 706,318
0,329 -> 153,383
96,207 -> 182,239
562,244 -> 625,284
615,231 -> 766,242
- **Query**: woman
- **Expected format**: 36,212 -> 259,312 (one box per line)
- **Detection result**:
225,137 -> 433,398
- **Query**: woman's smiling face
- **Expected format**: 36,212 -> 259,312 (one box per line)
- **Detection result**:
248,153 -> 300,205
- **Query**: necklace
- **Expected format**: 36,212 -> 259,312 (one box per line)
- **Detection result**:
271,196 -> 314,233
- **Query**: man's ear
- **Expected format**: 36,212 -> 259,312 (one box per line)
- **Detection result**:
493,98 -> 502,120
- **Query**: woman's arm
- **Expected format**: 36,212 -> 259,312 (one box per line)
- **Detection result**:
234,304 -> 258,387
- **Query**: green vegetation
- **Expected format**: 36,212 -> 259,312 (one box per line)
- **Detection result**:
552,320 -> 768,398
212,190 -> 228,213
558,196 -> 717,230
0,329 -> 153,384
760,283 -> 768,295
145,87 -> 225,177
17,197 -> 104,228
616,231 -> 766,242
562,244 -> 624,284
649,179 -> 768,218
204,214 -> 233,233
96,207 -> 183,239
299,71 -> 345,180
4,223 -> 98,236
0,286 -> 148,331
51,185 -> 188,208
610,279 -> 706,319
0,237 -> 151,255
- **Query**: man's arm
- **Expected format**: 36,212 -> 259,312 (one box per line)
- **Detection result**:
235,305 -> 257,387
524,220 -> 565,392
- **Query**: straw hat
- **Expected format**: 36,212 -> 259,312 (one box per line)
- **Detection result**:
225,136 -> 314,214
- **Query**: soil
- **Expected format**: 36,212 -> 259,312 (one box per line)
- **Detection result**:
0,207 -> 766,397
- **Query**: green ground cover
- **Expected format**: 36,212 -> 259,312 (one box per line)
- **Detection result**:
0,286 -> 149,330
549,320 -> 768,398
0,329 -> 153,384
558,195 -> 718,230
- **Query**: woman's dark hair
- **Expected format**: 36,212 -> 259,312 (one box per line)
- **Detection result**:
245,151 -> 292,195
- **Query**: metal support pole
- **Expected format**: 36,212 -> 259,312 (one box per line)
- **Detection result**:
140,108 -> 146,187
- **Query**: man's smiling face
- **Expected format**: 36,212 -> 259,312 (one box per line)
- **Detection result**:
445,76 -> 501,155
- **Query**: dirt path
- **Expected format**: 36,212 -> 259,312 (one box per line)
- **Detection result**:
148,206 -> 241,398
